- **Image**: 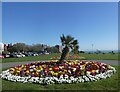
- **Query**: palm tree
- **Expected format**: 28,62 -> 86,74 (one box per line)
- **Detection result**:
72,45 -> 79,54
59,34 -> 79,63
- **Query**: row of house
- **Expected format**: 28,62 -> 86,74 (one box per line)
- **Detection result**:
0,43 -> 13,51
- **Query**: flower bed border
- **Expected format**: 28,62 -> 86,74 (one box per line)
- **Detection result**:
0,60 -> 116,85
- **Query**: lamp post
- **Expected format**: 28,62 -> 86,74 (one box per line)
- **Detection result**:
92,44 -> 93,54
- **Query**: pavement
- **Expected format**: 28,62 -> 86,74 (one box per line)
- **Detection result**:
1,60 -> 119,69
88,60 -> 119,66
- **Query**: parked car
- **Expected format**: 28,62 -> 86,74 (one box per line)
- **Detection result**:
5,54 -> 10,58
2,54 -> 10,58
19,53 -> 25,57
13,54 -> 20,58
28,52 -> 33,56
38,51 -> 44,55
10,54 -> 21,58
10,53 -> 14,58
32,53 -> 38,56
0,55 -> 4,58
44,52 -> 50,55
23,53 -> 30,56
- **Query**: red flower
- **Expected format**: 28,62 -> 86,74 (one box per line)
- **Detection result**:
53,66 -> 59,72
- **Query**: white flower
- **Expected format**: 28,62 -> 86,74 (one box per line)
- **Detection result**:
86,71 -> 91,75
96,70 -> 99,73
83,76 -> 90,82
102,73 -> 107,79
68,70 -> 71,74
69,63 -> 71,65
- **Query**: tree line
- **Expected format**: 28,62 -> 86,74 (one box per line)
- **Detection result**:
3,43 -> 61,54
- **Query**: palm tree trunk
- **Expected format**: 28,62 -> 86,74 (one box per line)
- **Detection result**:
66,52 -> 69,60
59,46 -> 69,63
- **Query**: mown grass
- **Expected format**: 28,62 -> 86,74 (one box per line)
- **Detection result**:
1,53 -> 118,63
78,53 -> 118,60
1,66 -> 119,91
1,53 -> 60,63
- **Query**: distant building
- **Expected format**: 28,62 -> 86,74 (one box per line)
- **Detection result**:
55,45 -> 62,53
4,44 -> 7,51
59,45 -> 62,53
0,42 -> 4,53
0,43 -> 13,53
42,44 -> 47,51
7,43 -> 12,49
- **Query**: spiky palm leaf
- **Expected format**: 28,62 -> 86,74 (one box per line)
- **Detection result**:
59,34 -> 79,63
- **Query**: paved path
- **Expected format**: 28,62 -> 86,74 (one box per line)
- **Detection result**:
1,60 -> 119,69
88,60 -> 119,66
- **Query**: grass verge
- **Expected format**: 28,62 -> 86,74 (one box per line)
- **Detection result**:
1,53 -> 118,63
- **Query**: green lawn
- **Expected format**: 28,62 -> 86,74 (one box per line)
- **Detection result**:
1,53 -> 118,63
78,53 -> 118,60
1,66 -> 119,91
1,53 -> 60,63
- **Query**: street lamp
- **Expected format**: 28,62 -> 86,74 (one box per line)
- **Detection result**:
92,44 -> 93,54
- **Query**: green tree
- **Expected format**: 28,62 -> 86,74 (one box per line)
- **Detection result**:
59,34 -> 79,63
29,44 -> 44,52
7,46 -> 17,53
14,43 -> 26,52
2,50 -> 10,54
7,43 -> 27,53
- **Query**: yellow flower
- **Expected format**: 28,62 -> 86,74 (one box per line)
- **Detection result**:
21,65 -> 24,68
36,66 -> 38,69
36,72 -> 39,75
73,68 -> 76,72
96,65 -> 99,69
49,68 -> 52,71
18,67 -> 21,70
107,65 -> 110,69
59,71 -> 62,74
74,62 -> 77,64
37,70 -> 40,72
10,68 -> 15,71
40,67 -> 43,70
42,65 -> 46,68
81,72 -> 84,75
62,66 -> 64,68
71,62 -> 74,65
61,72 -> 65,75
54,73 -> 58,76
50,71 -> 54,75
92,70 -> 96,72
10,71 -> 14,74
80,65 -> 85,70
16,70 -> 20,73
64,70 -> 67,72
32,72 -> 34,74
26,70 -> 29,74
15,67 -> 18,70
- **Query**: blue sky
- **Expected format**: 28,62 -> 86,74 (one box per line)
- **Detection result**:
2,2 -> 118,51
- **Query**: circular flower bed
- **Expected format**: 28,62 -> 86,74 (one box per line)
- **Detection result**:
0,60 -> 116,84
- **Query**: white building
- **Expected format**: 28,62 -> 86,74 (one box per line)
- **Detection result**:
0,42 -> 4,53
